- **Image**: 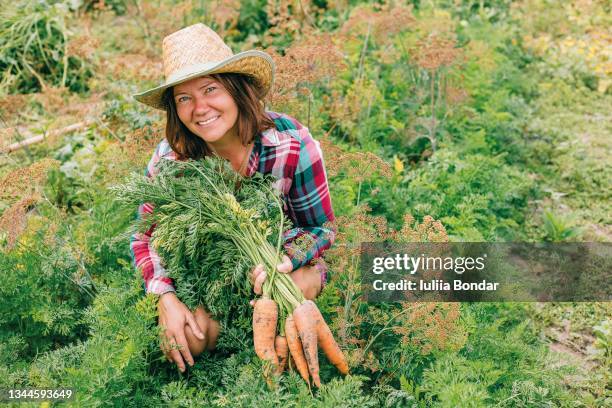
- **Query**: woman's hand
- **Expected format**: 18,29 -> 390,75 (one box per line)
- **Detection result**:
157,292 -> 205,373
250,255 -> 322,300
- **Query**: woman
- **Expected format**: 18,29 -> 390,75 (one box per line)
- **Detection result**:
130,24 -> 335,373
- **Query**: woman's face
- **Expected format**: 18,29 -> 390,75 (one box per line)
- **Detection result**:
173,76 -> 239,144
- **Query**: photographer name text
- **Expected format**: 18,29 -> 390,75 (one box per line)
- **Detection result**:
372,279 -> 499,292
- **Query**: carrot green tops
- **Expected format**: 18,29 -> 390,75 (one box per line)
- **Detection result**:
130,111 -> 335,295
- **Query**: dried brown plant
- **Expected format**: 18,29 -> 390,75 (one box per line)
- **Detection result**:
37,86 -> 69,109
0,95 -> 29,121
374,43 -> 401,65
103,53 -> 162,82
266,34 -> 346,110
265,0 -> 316,39
0,85 -> 102,124
119,124 -> 164,166
138,1 -> 192,42
287,34 -> 346,84
266,0 -> 296,37
340,2 -> 415,41
59,94 -> 106,118
390,302 -> 465,354
21,86 -> 101,120
327,211 -> 458,361
67,34 -> 100,61
412,34 -> 460,71
0,194 -> 39,250
323,205 -> 454,359
328,205 -> 383,245
347,347 -> 381,373
0,158 -> 60,202
445,85 -> 469,105
396,214 -> 448,243
209,0 -> 242,35
328,208 -> 447,250
264,47 -> 301,109
319,136 -> 392,182
407,33 -> 464,152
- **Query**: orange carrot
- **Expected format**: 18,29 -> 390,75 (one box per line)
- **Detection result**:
285,315 -> 310,385
309,300 -> 349,375
293,301 -> 321,387
253,298 -> 279,368
288,354 -> 295,372
275,335 -> 289,374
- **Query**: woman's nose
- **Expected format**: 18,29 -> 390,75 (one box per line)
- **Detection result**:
193,96 -> 209,115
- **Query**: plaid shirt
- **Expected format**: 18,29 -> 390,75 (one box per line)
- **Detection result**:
130,111 -> 335,295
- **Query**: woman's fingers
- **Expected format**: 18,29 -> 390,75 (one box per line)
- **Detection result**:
175,332 -> 195,368
253,269 -> 266,295
289,265 -> 322,300
185,312 -> 205,340
161,328 -> 192,372
250,264 -> 264,285
167,337 -> 186,372
160,340 -> 172,362
251,256 -> 291,294
277,255 -> 293,274
160,329 -> 173,357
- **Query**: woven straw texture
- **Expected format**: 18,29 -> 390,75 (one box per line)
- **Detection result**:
134,24 -> 274,110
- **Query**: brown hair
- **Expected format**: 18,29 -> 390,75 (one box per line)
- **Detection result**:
162,73 -> 276,160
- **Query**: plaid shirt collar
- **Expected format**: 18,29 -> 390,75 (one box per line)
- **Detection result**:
260,127 -> 282,147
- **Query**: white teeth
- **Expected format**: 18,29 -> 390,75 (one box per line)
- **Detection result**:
197,116 -> 219,125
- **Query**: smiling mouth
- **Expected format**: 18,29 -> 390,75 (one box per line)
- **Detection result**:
196,115 -> 220,126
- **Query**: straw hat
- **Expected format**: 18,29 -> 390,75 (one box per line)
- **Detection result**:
134,24 -> 274,110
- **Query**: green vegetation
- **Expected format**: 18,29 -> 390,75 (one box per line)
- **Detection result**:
0,0 -> 93,93
113,157 -> 300,353
1,0 -> 609,406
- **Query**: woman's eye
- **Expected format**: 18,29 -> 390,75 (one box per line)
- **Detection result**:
177,96 -> 190,103
204,86 -> 217,94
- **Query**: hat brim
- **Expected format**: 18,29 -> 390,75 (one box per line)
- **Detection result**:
133,50 -> 274,110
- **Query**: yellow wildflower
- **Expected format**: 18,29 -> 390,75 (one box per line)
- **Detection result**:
393,156 -> 404,174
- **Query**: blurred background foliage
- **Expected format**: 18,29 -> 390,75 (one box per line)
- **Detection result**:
0,0 -> 610,406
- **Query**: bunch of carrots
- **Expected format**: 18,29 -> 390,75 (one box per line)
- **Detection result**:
217,164 -> 350,386
114,157 -> 348,386
219,174 -> 350,385
254,298 -> 349,387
